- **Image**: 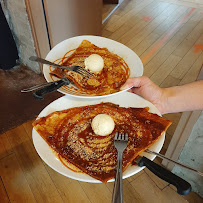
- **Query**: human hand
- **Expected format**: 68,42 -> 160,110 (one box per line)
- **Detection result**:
121,76 -> 166,114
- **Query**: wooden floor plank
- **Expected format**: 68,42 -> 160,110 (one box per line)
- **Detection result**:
150,54 -> 182,85
102,4 -> 117,21
182,191 -> 203,203
106,179 -> 144,202
159,132 -> 173,155
123,179 -> 144,203
144,168 -> 169,190
0,133 -> 13,160
106,0 -> 157,41
179,52 -> 203,85
0,154 -> 36,203
160,75 -> 181,88
169,184 -> 203,202
105,14 -> 122,32
126,169 -> 145,182
79,182 -> 112,203
152,6 -> 189,36
102,28 -> 113,38
44,166 -> 91,203
105,181 -> 114,193
131,172 -> 167,203
163,113 -> 182,137
141,7 -> 197,66
105,18 -> 133,41
6,126 -> 63,203
131,172 -> 189,203
173,17 -> 203,58
162,186 -> 187,202
170,33 -> 203,79
133,32 -> 160,56
104,0 -> 145,31
127,3 -> 185,50
126,3 -> 182,50
0,177 -> 10,203
105,0 -> 154,32
118,0 -> 169,45
160,0 -> 203,8
23,119 -> 35,140
143,10 -> 201,77
114,0 -> 143,17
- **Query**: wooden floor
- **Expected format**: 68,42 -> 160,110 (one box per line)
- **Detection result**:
1,0 -> 203,202
102,3 -> 117,21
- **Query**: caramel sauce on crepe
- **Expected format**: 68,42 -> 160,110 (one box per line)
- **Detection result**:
50,40 -> 130,96
33,103 -> 171,183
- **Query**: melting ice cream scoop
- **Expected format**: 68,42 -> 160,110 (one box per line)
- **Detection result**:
85,54 -> 104,73
91,114 -> 115,136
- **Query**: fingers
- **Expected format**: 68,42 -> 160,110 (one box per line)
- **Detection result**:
127,89 -> 133,93
130,87 -> 142,95
120,76 -> 150,90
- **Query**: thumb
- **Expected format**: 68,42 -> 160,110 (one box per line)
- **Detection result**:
120,77 -> 145,90
120,78 -> 136,90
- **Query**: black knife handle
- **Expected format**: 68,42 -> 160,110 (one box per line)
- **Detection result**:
138,156 -> 192,195
33,79 -> 69,100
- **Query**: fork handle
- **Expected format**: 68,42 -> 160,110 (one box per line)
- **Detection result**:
29,56 -> 64,68
30,56 -> 90,79
112,153 -> 123,203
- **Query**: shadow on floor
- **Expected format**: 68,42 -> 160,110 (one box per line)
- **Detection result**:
0,65 -> 62,135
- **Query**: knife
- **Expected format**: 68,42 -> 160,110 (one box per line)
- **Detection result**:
145,149 -> 203,176
135,156 -> 192,195
21,81 -> 57,92
33,78 -> 70,100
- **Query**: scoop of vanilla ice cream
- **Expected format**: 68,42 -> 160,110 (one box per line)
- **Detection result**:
91,114 -> 115,136
85,54 -> 104,73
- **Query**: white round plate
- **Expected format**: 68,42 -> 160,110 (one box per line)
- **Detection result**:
43,35 -> 143,99
32,92 -> 164,183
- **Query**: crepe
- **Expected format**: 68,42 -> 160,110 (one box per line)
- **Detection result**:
33,102 -> 171,183
50,40 -> 130,96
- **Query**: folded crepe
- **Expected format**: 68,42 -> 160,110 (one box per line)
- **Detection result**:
33,102 -> 171,183
50,40 -> 130,96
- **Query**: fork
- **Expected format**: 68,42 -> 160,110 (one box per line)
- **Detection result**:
29,56 -> 93,79
112,132 -> 128,203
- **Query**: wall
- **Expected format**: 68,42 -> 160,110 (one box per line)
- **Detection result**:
172,111 -> 203,197
1,0 -> 40,73
43,0 -> 102,48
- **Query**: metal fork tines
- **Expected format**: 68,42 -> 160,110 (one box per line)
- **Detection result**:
70,66 -> 93,78
29,56 -> 93,79
112,132 -> 128,203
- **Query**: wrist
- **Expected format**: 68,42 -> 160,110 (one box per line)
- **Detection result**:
161,87 -> 179,114
149,88 -> 168,115
158,88 -> 172,114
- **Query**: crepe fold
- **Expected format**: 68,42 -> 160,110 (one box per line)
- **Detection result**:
33,102 -> 171,183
